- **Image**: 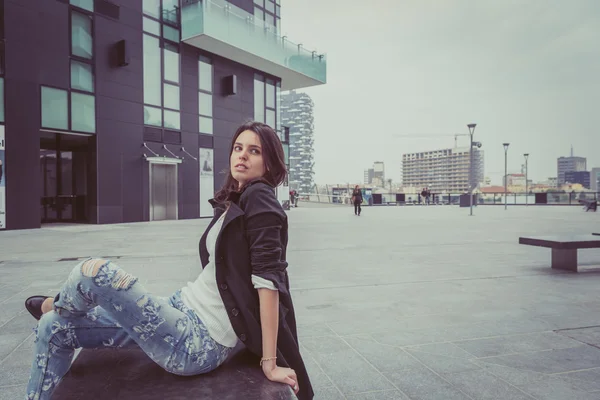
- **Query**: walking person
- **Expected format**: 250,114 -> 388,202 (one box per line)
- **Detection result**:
351,185 -> 363,216
23,121 -> 312,400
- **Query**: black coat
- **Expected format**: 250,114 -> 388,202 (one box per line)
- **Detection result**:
200,180 -> 313,400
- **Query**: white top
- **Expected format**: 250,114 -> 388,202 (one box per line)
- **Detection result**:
180,210 -> 277,348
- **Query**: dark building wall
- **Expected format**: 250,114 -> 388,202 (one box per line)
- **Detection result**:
94,0 -> 144,224
2,0 -> 263,229
4,0 -> 70,230
565,171 -> 591,189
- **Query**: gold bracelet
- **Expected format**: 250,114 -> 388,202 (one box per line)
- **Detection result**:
260,356 -> 277,366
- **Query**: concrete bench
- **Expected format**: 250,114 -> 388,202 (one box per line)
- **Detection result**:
519,235 -> 600,272
52,345 -> 297,399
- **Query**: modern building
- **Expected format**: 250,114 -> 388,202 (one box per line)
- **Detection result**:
280,90 -> 315,193
373,161 -> 385,185
564,171 -> 591,189
0,0 -> 326,230
402,147 -> 484,193
364,168 -> 374,185
503,173 -> 526,188
591,168 -> 600,192
557,153 -> 587,186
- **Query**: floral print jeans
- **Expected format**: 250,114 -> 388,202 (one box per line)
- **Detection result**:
26,258 -> 234,400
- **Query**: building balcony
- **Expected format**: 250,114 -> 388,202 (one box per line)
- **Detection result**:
181,0 -> 326,90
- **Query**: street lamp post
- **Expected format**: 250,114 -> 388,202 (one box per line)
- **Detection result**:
468,123 -> 477,216
503,143 -> 510,210
524,153 -> 529,206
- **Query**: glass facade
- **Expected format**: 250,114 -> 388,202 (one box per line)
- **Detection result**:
198,56 -> 213,135
41,87 -> 69,130
71,12 -> 93,59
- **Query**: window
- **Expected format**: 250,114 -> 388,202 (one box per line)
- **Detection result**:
198,56 -> 213,135
163,25 -> 179,42
71,11 -> 93,59
164,109 -> 180,130
163,84 -> 180,110
71,92 -> 96,133
199,92 -> 212,117
143,17 -> 160,36
144,105 -> 162,127
70,0 -> 93,12
254,0 -> 279,33
163,47 -> 180,83
71,60 -> 94,92
143,0 -> 160,19
41,87 -> 68,130
254,75 -> 265,123
143,34 -> 161,106
199,58 -> 212,92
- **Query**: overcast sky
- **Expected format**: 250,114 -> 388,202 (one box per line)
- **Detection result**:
280,0 -> 600,186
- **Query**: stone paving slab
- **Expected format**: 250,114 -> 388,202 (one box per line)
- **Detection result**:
1,205 -> 600,399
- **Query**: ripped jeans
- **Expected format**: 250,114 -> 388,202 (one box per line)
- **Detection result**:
25,258 -> 234,400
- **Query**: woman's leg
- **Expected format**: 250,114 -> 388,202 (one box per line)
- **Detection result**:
26,258 -> 233,400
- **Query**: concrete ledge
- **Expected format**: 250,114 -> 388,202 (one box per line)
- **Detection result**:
52,347 -> 297,400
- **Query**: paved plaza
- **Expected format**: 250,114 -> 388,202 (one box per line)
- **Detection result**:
1,203 -> 600,399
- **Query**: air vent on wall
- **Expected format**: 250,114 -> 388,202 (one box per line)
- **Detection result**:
95,0 -> 120,19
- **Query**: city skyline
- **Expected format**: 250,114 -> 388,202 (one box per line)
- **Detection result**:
281,0 -> 600,186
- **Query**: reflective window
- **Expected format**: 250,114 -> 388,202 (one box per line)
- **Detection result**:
199,92 -> 212,117
0,78 -> 4,123
162,0 -> 179,24
199,59 -> 212,92
266,80 -> 275,108
144,105 -> 162,127
163,83 -> 180,110
163,48 -> 180,83
266,0 -> 275,14
71,61 -> 94,92
163,25 -> 179,42
143,17 -> 160,36
199,116 -> 213,135
254,0 -> 262,5
254,77 -> 265,122
266,109 -> 275,128
41,87 -> 68,130
254,7 -> 264,28
143,34 -> 161,106
72,12 -> 93,59
143,0 -> 160,18
163,109 -> 180,130
71,92 -> 96,133
70,0 -> 93,11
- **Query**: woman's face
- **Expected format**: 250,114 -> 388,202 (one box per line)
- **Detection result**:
230,130 -> 266,188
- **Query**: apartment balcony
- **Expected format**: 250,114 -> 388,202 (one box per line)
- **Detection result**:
181,0 -> 326,90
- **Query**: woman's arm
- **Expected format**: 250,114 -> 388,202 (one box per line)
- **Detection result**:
258,288 -> 279,374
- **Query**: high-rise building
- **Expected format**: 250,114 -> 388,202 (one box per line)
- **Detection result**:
0,0 -> 326,230
557,147 -> 587,186
373,162 -> 385,184
591,168 -> 600,192
280,91 -> 315,193
402,147 -> 484,193
564,171 -> 591,189
364,168 -> 374,185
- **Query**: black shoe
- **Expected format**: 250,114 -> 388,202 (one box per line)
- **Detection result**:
25,296 -> 52,320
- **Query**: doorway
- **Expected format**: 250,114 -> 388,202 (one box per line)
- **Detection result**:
150,162 -> 178,221
40,132 -> 92,223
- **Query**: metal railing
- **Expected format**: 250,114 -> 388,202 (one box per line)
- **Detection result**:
297,191 -> 599,206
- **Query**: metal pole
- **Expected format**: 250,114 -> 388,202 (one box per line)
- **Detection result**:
503,143 -> 509,210
524,153 -> 529,207
467,123 -> 477,216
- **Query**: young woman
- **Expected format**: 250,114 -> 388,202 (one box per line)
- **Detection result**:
23,121 -> 313,399
351,185 -> 363,216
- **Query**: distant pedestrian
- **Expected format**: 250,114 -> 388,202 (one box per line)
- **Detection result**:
352,185 -> 363,216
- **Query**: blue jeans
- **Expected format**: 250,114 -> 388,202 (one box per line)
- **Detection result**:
26,259 -> 234,400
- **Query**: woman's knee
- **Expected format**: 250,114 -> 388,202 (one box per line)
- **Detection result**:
79,258 -> 138,291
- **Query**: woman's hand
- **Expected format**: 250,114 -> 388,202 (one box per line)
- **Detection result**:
263,362 -> 299,395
